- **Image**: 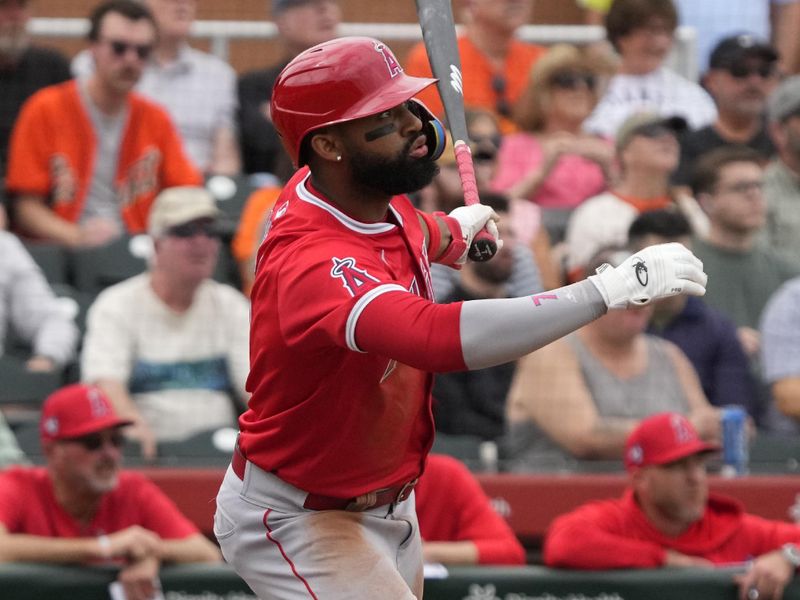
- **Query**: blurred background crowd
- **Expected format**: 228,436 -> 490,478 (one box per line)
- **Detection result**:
1,0 -> 800,577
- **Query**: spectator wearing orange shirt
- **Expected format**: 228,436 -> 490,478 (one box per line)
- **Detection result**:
5,0 -> 200,248
404,0 -> 545,133
231,185 -> 282,296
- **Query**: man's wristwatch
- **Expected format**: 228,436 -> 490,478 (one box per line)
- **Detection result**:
782,543 -> 800,570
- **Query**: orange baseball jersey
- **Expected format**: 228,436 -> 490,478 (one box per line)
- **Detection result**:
5,80 -> 202,233
404,35 -> 546,134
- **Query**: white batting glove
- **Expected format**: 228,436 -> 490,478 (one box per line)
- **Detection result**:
447,204 -> 503,265
588,242 -> 707,310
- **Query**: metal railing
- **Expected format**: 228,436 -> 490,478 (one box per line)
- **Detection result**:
28,18 -> 698,80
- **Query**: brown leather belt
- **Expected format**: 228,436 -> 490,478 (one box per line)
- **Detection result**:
231,444 -> 417,512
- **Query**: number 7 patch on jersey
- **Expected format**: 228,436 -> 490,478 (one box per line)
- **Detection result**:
330,257 -> 381,297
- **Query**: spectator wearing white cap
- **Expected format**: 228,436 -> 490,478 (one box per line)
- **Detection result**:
81,186 -> 250,460
0,384 -> 220,599
762,75 -> 800,265
565,112 -> 707,281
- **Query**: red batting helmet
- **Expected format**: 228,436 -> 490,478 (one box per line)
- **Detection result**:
271,36 -> 438,167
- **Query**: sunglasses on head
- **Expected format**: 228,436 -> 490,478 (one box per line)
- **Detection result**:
65,431 -> 125,452
167,220 -> 220,239
727,62 -> 775,79
103,38 -> 153,61
550,71 -> 597,90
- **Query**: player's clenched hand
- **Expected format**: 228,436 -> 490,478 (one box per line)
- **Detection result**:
107,525 -> 162,561
588,242 -> 707,310
447,204 -> 503,265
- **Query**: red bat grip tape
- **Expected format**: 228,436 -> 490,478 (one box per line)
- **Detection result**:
454,141 -> 498,262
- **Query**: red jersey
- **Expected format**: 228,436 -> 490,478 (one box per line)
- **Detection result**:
240,168 -> 460,497
544,489 -> 800,569
415,455 -> 525,565
0,467 -> 198,540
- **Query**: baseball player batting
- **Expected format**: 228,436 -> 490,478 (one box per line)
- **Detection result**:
214,37 -> 708,599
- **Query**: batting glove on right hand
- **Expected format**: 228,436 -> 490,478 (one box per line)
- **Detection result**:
447,204 -> 503,265
588,242 -> 707,310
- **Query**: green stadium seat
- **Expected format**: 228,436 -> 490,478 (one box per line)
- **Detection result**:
23,241 -> 69,285
68,236 -> 148,296
0,356 -> 61,407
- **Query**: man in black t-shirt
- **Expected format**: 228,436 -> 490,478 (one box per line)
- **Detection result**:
0,0 -> 71,221
675,35 -> 778,186
237,0 -> 341,180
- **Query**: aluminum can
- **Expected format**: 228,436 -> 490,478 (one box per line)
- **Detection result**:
721,405 -> 748,476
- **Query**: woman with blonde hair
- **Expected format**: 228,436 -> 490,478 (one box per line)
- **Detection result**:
492,44 -> 613,216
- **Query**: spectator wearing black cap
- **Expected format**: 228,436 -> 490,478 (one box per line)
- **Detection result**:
674,35 -> 779,188
237,0 -> 341,181
763,75 -> 800,265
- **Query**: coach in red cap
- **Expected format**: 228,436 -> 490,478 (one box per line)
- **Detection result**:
544,412 -> 800,600
0,384 -> 220,600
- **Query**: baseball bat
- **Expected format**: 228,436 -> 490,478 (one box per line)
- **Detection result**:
415,0 -> 498,262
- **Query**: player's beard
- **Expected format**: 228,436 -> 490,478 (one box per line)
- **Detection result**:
349,138 -> 439,196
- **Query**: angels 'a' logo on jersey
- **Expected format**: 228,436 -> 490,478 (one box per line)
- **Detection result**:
374,41 -> 402,78
330,257 -> 380,297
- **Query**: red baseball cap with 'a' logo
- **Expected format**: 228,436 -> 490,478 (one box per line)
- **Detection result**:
624,412 -> 719,471
40,384 -> 133,442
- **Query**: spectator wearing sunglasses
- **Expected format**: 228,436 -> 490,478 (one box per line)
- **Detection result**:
492,44 -> 613,223
420,109 -> 559,294
565,112 -> 708,282
0,384 -> 220,599
762,75 -> 800,266
5,0 -> 201,249
583,0 -> 717,140
404,0 -> 545,134
674,35 -> 779,188
81,186 -> 250,460
72,0 -> 241,177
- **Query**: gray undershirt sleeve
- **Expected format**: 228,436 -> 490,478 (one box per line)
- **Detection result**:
460,280 -> 607,370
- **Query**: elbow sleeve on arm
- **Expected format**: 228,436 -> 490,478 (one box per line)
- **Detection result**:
355,291 -> 467,372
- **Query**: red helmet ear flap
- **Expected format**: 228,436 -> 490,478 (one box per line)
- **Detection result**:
408,99 -> 447,161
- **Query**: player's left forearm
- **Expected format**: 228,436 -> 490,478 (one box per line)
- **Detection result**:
460,280 -> 606,370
